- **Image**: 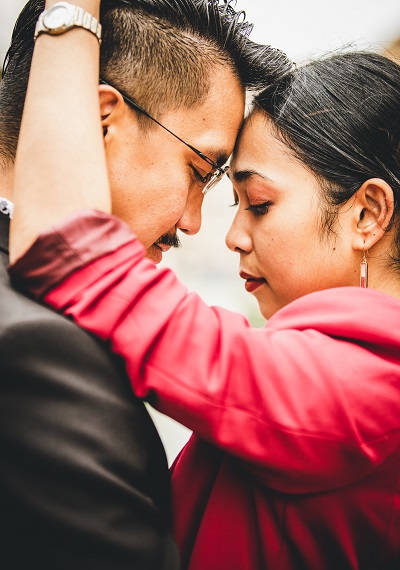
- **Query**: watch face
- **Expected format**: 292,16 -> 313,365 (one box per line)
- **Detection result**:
43,3 -> 74,31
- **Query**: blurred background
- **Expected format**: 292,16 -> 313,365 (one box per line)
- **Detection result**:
1,0 -> 400,462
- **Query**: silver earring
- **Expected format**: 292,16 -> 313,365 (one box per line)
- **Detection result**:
360,250 -> 368,288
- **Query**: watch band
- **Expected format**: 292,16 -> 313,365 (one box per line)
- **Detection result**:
34,2 -> 102,44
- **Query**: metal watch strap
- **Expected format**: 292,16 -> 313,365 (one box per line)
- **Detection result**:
34,4 -> 102,44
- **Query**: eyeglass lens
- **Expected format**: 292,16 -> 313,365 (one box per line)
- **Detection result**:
202,165 -> 229,195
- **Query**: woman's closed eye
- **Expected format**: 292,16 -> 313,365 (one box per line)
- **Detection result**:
245,201 -> 273,216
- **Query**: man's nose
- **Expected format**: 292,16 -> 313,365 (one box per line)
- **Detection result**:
176,188 -> 204,235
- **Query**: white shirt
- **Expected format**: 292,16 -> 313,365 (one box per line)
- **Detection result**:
0,196 -> 14,219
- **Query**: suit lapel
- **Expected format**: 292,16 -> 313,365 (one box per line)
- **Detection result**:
0,213 -> 10,255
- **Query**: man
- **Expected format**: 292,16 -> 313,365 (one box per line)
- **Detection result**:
0,0 -> 291,567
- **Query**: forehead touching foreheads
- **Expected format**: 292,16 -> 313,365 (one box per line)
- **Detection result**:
0,0 -> 292,166
98,1 -> 292,119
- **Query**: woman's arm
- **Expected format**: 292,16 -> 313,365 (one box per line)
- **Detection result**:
10,0 -> 110,263
8,0 -> 400,494
10,211 -> 400,493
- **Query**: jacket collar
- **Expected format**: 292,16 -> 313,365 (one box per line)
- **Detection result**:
269,285 -> 400,355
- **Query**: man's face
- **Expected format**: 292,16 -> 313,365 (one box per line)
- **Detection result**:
101,65 -> 245,263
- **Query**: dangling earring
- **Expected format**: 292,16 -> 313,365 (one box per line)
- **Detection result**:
360,250 -> 368,288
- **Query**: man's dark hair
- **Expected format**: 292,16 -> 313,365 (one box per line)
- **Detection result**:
255,51 -> 400,269
0,0 -> 292,167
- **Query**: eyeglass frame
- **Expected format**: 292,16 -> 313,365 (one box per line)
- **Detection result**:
99,78 -> 229,194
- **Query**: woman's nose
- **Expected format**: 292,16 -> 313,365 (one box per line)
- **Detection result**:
225,210 -> 252,253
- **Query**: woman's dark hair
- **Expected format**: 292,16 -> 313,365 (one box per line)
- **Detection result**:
255,51 -> 400,269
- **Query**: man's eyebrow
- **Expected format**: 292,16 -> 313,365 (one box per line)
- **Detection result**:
203,149 -> 230,167
217,153 -> 230,167
228,169 -> 272,182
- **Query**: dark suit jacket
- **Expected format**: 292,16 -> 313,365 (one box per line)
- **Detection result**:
0,213 -> 179,569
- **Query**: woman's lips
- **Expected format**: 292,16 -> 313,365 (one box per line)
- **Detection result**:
245,279 -> 266,292
240,271 -> 266,293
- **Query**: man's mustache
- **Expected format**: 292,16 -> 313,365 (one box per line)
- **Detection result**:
155,233 -> 182,248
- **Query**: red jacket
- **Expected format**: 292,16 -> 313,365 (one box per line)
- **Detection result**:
10,211 -> 400,570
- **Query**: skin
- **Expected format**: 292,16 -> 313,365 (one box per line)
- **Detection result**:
10,0 -> 108,262
10,1 -> 399,315
226,110 -> 400,320
100,66 -> 244,263
9,0 -> 245,264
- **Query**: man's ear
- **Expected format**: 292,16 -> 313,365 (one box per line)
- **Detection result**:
352,178 -> 395,252
98,84 -> 126,136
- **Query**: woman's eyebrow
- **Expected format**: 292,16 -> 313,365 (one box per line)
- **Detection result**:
228,169 -> 272,183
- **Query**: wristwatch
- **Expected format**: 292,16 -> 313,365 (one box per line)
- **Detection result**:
34,2 -> 102,44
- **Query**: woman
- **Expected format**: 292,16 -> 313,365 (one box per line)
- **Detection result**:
9,18 -> 400,570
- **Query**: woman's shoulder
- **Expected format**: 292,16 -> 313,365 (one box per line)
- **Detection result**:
268,287 -> 400,350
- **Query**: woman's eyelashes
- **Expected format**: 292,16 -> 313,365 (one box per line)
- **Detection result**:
229,191 -> 239,207
245,201 -> 273,216
229,188 -> 273,215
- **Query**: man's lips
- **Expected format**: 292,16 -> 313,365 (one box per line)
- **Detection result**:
155,243 -> 172,253
239,271 -> 266,293
147,243 -> 172,264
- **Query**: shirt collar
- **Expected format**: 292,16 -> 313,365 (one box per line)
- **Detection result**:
0,197 -> 14,219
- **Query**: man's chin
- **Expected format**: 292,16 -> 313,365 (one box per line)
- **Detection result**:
146,244 -> 163,264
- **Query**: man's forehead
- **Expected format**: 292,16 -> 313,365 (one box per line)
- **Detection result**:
182,116 -> 242,166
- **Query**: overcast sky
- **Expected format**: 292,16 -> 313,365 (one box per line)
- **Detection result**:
244,0 -> 400,60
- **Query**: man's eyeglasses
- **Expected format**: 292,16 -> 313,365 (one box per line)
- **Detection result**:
99,78 -> 229,194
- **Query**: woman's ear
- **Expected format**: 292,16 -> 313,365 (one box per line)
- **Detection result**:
352,178 -> 395,251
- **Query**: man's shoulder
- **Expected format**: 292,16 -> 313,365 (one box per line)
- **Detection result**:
0,250 -> 136,405
1,251 -> 107,347
0,255 -> 178,570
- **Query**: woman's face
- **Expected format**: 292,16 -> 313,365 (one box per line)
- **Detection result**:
226,111 -> 359,319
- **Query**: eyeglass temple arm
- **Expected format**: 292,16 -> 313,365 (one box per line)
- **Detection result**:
99,78 -> 222,172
